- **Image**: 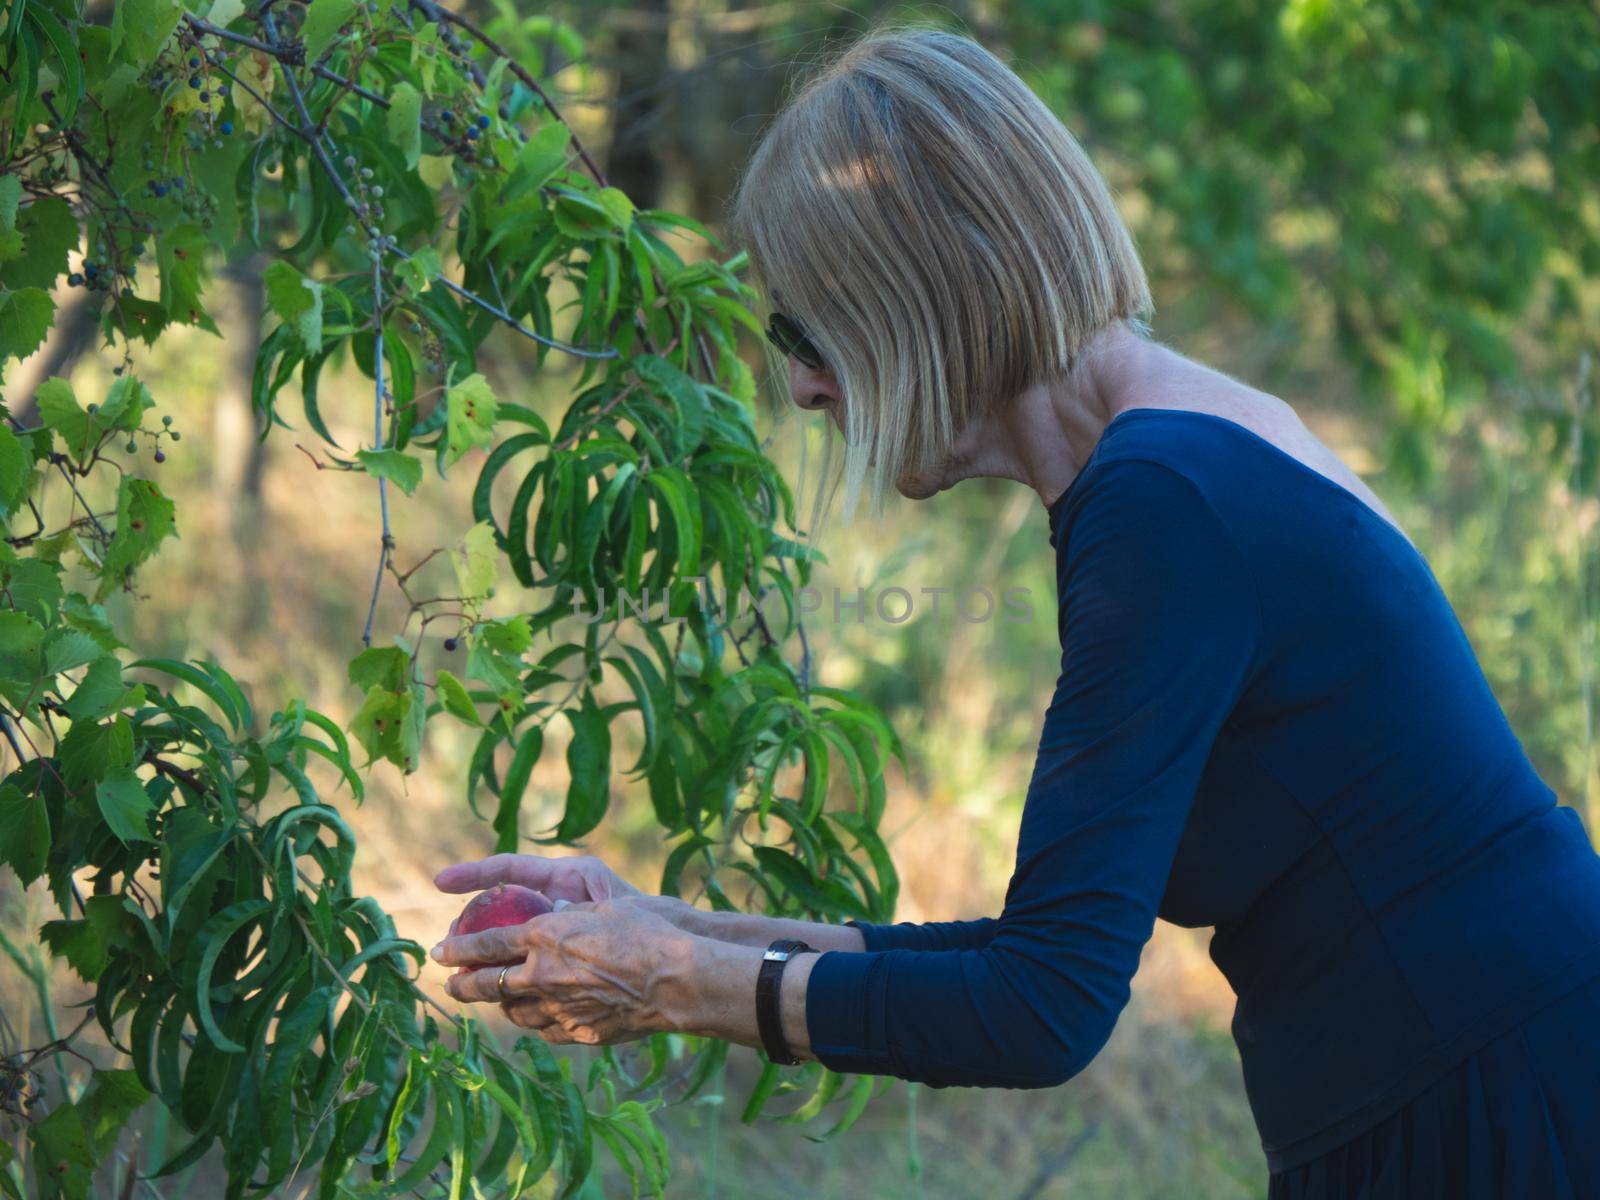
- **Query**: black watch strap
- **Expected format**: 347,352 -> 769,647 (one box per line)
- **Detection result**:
756,938 -> 816,1065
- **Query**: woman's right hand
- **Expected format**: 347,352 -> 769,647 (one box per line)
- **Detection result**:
434,852 -> 643,905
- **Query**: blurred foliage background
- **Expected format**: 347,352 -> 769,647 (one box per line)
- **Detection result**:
4,0 -> 1597,1196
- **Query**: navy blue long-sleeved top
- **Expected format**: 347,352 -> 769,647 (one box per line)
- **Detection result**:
804,407 -> 1600,1169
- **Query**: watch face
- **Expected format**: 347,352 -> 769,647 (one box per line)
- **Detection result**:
763,948 -> 789,962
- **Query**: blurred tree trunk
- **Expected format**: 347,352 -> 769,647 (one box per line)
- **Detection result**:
606,0 -> 671,210
215,256 -> 268,508
214,256 -> 273,643
5,295 -> 99,425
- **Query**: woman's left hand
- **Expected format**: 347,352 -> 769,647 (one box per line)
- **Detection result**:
429,899 -> 697,1045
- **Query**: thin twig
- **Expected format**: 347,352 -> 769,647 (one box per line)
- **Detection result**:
362,255 -> 393,648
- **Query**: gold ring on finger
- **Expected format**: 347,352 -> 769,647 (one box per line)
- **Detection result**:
497,964 -> 512,1000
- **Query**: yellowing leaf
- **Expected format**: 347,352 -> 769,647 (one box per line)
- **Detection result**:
445,373 -> 498,466
418,154 -> 454,191
231,51 -> 276,136
454,521 -> 497,610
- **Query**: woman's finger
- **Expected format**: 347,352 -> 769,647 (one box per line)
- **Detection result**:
501,998 -> 556,1030
430,922 -> 533,968
444,961 -> 538,1004
433,853 -> 559,895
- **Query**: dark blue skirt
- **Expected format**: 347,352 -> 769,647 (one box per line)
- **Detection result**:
1268,971 -> 1600,1199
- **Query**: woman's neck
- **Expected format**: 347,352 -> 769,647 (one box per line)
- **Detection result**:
923,321 -> 1185,508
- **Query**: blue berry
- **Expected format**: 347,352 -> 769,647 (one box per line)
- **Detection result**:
441,110 -> 453,124
465,127 -> 479,140
153,182 -> 168,197
476,114 -> 489,129
198,91 -> 209,102
68,272 -> 83,286
219,120 -> 232,135
189,75 -> 201,88
189,55 -> 200,67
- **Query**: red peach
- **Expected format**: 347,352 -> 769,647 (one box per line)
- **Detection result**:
450,883 -> 554,973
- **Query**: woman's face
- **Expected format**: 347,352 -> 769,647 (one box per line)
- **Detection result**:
769,290 -> 943,498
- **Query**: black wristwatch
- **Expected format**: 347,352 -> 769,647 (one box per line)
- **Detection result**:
756,938 -> 817,1065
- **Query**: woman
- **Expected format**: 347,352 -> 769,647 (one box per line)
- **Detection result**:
430,25 -> 1600,1196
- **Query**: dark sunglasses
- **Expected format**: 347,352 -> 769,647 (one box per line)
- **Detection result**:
765,311 -> 827,371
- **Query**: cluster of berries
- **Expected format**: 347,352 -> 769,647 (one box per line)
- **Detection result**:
436,108 -> 494,165
66,260 -> 109,290
114,413 -> 182,464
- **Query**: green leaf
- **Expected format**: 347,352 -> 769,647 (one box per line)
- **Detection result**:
27,1102 -> 94,1199
263,260 -> 323,354
0,610 -> 45,678
387,81 -> 423,170
0,287 -> 53,364
465,618 -> 528,695
395,245 -> 441,296
356,448 -> 423,496
98,374 -> 155,432
78,1069 -> 150,1155
63,656 -> 133,721
0,559 -> 59,625
300,0 -> 356,61
36,377 -> 95,463
192,899 -> 271,1052
0,197 -> 76,291
435,669 -> 481,726
40,896 -> 133,983
0,781 -> 49,886
57,715 -> 135,789
505,121 -> 572,202
44,628 -> 103,675
347,644 -> 409,692
556,692 -> 610,841
111,0 -> 182,66
634,355 -> 707,458
96,765 -> 154,843
96,477 -> 177,600
0,424 -> 35,518
0,175 -> 21,229
495,726 -> 542,852
445,372 -> 498,465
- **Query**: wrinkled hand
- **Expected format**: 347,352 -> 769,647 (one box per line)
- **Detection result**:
433,852 -> 643,905
430,899 -> 696,1046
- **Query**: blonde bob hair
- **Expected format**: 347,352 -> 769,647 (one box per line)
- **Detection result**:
728,23 -> 1153,515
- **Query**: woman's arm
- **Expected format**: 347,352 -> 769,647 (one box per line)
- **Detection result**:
675,906 -> 865,953
777,460 -> 1264,1088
